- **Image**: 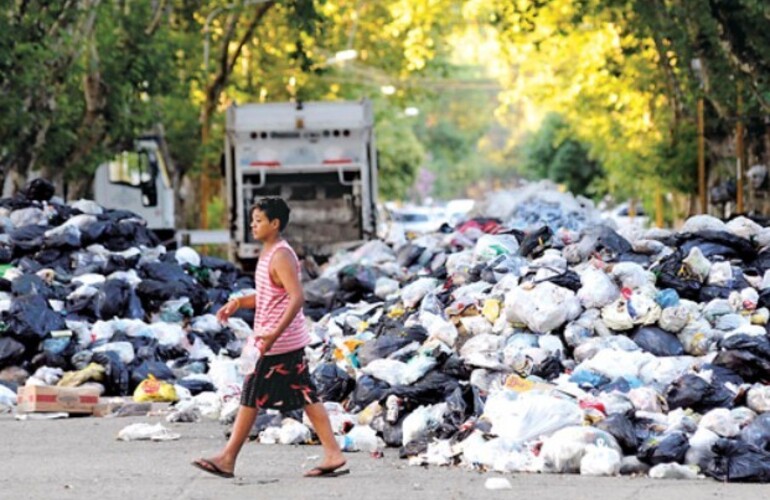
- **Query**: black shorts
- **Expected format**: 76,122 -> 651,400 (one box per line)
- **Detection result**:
240,348 -> 320,410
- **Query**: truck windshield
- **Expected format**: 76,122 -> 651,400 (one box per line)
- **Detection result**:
108,151 -> 152,187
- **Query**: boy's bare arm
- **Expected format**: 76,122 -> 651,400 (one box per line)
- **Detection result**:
235,295 -> 257,308
260,249 -> 305,353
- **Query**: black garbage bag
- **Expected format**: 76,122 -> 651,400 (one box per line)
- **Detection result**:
397,245 -> 425,268
373,321 -> 428,344
678,230 -> 755,262
0,337 -> 25,369
753,250 -> 770,275
631,326 -> 685,357
665,374 -> 735,412
713,350 -> 770,384
312,363 -> 355,402
519,225 -> 553,258
741,414 -> 770,452
436,387 -> 467,439
5,294 -> 67,341
705,438 -> 770,482
130,360 -> 176,390
699,285 -> 733,302
156,344 -> 189,361
10,224 -> 48,254
304,276 -> 339,307
21,178 -> 55,201
595,414 -> 638,454
11,273 -> 53,298
103,252 -> 142,274
43,226 -> 82,250
349,375 -> 390,412
719,334 -> 770,360
79,219 -> 112,246
578,225 -> 632,261
637,431 -> 689,465
200,256 -> 240,288
701,363 -> 745,386
141,262 -> 197,288
338,265 -> 378,293
95,279 -> 132,320
540,270 -> 581,291
652,251 -> 702,301
135,279 -> 208,316
357,336 -> 412,367
381,417 -> 405,448
531,355 -> 563,381
101,220 -> 159,252
176,378 -> 216,396
33,249 -> 71,270
91,351 -> 130,396
392,370 -> 460,406
440,354 -> 472,380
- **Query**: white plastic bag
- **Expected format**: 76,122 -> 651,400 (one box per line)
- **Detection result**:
577,268 -> 619,309
505,282 -> 581,334
485,394 -> 583,443
683,247 -> 711,282
460,333 -> 503,369
648,463 -> 700,479
238,336 -> 262,375
473,234 -> 520,262
681,214 -> 727,233
402,403 -> 448,446
539,426 -> 621,473
747,384 -> 770,413
277,418 -> 312,444
117,423 -> 181,442
699,408 -> 739,437
401,278 -> 439,308
579,444 -> 621,476
374,277 -> 399,299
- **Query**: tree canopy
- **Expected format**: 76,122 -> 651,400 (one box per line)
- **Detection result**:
1,0 -> 768,223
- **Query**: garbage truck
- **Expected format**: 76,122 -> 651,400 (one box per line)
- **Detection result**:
223,99 -> 379,267
93,130 -> 176,244
94,99 -> 379,266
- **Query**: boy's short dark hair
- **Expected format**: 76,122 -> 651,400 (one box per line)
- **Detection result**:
252,197 -> 290,231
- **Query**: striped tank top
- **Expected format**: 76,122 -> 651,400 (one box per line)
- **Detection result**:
254,239 -> 311,356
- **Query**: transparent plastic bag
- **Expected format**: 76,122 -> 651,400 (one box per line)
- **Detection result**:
238,335 -> 262,375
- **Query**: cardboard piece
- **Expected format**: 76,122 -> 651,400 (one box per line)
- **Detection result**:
16,385 -> 100,414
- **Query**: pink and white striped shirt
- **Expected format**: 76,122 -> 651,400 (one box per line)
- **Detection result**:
254,240 -> 310,356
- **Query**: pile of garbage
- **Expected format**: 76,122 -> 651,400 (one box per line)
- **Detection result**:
5,178 -> 770,483
295,189 -> 770,483
0,178 -> 255,406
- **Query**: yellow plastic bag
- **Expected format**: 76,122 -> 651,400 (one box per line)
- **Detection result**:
133,374 -> 178,403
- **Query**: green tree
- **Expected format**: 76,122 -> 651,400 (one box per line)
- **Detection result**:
517,113 -> 603,197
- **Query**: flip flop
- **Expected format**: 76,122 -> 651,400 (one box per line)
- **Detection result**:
191,458 -> 235,479
303,466 -> 350,478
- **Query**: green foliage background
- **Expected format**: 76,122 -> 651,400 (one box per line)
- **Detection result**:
1,0 -> 768,222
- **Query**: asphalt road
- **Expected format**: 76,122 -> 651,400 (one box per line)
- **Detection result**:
0,414 -> 767,500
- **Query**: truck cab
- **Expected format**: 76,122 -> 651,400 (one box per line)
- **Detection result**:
224,99 -> 378,266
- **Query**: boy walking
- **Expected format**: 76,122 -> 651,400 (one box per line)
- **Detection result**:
193,197 -> 347,478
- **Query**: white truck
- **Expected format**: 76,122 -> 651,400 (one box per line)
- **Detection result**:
93,131 -> 177,243
224,99 -> 378,266
94,99 -> 379,266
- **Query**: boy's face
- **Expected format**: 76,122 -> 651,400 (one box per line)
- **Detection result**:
250,208 -> 279,242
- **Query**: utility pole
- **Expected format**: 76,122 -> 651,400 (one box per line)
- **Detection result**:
736,81 -> 745,213
697,97 -> 706,214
